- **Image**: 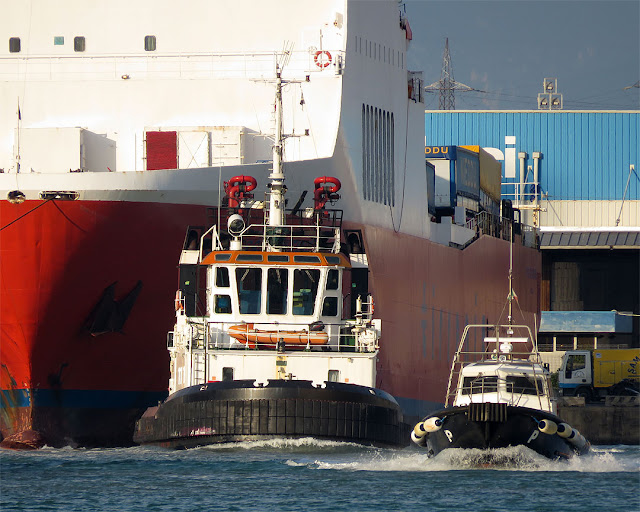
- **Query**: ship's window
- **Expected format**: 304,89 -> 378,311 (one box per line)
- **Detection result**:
293,269 -> 319,316
321,297 -> 338,317
215,253 -> 231,261
214,295 -> 232,314
268,255 -> 289,263
293,255 -> 320,263
9,37 -> 20,53
328,370 -> 340,382
267,268 -> 288,315
74,36 -> 85,52
506,376 -> 544,396
325,256 -> 341,265
144,35 -> 156,52
222,367 -> 234,382
236,254 -> 264,262
326,269 -> 339,290
461,376 -> 498,395
215,267 -> 230,287
236,268 -> 262,314
54,36 -> 64,46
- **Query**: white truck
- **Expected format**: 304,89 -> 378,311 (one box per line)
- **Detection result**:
558,348 -> 640,402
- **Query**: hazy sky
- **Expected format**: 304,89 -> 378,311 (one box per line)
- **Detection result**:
404,0 -> 640,110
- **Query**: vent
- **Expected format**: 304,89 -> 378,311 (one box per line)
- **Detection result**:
467,402 -> 507,423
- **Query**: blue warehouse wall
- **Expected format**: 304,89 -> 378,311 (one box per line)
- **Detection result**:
425,111 -> 639,202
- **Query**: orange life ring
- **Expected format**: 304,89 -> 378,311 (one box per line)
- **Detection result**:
314,50 -> 332,68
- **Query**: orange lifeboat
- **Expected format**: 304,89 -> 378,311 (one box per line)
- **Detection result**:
228,323 -> 329,349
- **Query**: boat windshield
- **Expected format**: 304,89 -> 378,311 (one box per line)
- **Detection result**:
505,375 -> 546,395
461,376 -> 498,395
293,269 -> 320,315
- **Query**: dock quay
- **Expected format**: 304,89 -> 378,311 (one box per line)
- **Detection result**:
557,397 -> 639,445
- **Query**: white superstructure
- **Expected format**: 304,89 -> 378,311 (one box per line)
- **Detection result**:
2,0 -> 484,247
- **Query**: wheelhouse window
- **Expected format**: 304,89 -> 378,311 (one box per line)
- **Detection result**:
506,376 -> 544,396
144,35 -> 156,51
326,269 -> 339,290
293,269 -> 319,316
321,297 -> 338,317
461,376 -> 498,395
74,36 -> 86,52
236,268 -> 262,314
214,295 -> 232,314
216,267 -> 230,287
267,268 -> 288,315
9,37 -> 21,53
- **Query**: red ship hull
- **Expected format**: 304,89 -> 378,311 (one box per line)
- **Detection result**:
1,199 -> 210,447
1,200 -> 540,446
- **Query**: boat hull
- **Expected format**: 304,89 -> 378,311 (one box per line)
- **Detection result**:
134,380 -> 409,448
416,405 -> 590,460
0,199 -> 211,446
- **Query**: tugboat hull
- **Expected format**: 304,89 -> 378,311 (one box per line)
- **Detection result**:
417,404 -> 589,460
134,380 -> 408,449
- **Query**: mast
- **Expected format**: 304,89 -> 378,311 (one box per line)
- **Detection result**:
268,67 -> 286,228
508,220 -> 513,326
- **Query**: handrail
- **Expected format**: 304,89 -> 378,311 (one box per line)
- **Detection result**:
171,318 -> 378,354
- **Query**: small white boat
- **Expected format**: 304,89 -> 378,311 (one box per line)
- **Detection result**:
411,243 -> 590,460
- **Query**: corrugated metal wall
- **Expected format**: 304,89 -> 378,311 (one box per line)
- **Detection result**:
424,111 -> 639,202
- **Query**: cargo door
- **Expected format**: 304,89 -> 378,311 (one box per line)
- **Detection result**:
146,131 -> 178,170
178,131 -> 211,168
593,351 -> 619,387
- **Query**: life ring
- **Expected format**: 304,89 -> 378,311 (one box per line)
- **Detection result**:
314,50 -> 332,68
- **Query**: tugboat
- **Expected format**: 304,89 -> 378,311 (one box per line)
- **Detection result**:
411,244 -> 590,460
133,70 -> 407,449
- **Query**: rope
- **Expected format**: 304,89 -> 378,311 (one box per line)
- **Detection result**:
390,100 -> 409,233
0,198 -> 53,231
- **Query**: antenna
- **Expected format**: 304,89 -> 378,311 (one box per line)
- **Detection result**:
424,38 -> 474,110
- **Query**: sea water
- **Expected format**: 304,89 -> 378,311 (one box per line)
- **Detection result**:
1,441 -> 638,512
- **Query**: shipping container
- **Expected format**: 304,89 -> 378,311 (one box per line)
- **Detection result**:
426,160 -> 436,215
425,145 -> 480,220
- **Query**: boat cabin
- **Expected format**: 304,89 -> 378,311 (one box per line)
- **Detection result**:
167,181 -> 381,395
447,331 -> 556,414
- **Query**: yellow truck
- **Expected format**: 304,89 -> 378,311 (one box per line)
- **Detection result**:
558,349 -> 640,402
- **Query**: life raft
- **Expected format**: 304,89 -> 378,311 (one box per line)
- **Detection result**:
228,323 -> 329,348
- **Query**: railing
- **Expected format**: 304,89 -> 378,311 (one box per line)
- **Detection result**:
1,50 -> 347,82
201,207 -> 343,255
466,210 -> 539,249
171,318 -> 379,354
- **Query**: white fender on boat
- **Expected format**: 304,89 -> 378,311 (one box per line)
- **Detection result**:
423,417 -> 443,433
413,422 -> 428,438
556,422 -> 572,438
566,429 -> 589,450
411,430 -> 427,446
538,419 -> 558,435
